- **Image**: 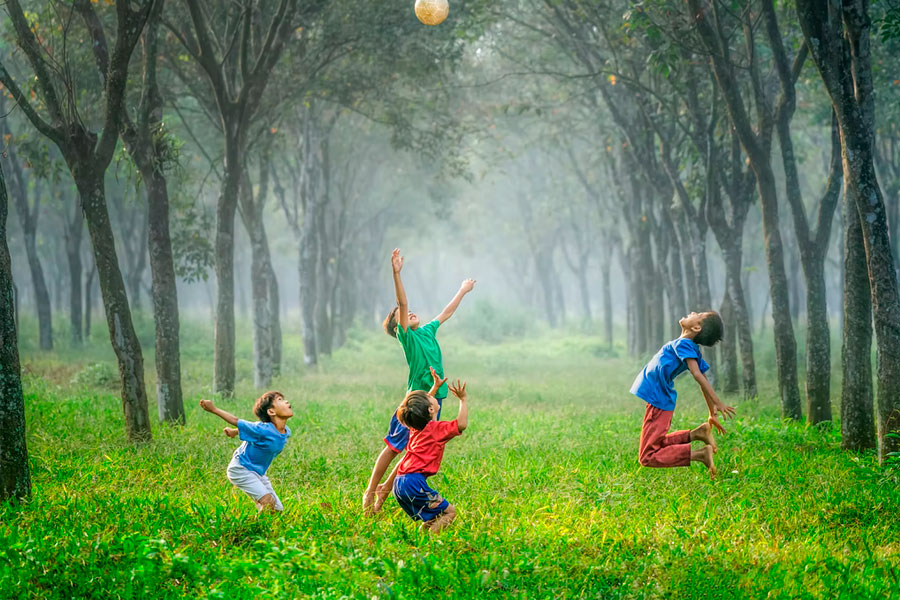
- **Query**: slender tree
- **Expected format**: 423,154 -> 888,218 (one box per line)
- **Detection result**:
0,111 -> 52,350
0,158 -> 30,502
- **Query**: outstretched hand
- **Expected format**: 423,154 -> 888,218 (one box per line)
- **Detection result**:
391,248 -> 404,273
449,379 -> 467,401
199,399 -> 216,412
717,402 -> 737,419
460,278 -> 476,293
430,366 -> 448,390
708,414 -> 727,435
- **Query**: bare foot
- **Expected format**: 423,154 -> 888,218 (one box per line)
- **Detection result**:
691,422 -> 717,453
697,445 -> 717,479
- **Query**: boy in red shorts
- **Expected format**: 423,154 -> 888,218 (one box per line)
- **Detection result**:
630,311 -> 736,478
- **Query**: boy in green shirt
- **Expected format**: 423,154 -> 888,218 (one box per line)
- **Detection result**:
362,248 -> 475,514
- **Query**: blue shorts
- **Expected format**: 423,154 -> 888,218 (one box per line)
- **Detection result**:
393,472 -> 450,522
384,397 -> 443,452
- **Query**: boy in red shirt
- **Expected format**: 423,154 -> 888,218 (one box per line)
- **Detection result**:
389,378 -> 468,532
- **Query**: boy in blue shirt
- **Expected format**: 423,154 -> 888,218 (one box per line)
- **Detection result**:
630,311 -> 736,479
362,248 -> 475,514
200,391 -> 293,512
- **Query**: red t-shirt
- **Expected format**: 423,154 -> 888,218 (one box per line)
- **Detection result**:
397,419 -> 461,476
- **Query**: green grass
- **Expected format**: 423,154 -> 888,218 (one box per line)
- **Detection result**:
1,316 -> 898,599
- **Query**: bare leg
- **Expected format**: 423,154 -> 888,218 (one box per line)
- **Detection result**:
690,422 -> 717,453
422,505 -> 457,533
363,445 -> 400,514
691,446 -> 717,479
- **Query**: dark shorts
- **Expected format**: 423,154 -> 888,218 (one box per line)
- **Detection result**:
384,397 -> 443,452
393,472 -> 450,522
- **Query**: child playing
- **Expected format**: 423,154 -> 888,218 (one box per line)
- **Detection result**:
200,391 -> 293,512
390,378 -> 468,532
630,311 -> 736,479
362,248 -> 475,515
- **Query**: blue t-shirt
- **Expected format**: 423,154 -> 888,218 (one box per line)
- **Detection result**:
630,338 -> 710,411
232,420 -> 291,476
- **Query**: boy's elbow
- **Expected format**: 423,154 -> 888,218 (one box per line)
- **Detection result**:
457,422 -> 467,433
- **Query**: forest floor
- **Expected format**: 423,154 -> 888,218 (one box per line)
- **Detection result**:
2,316 -> 899,599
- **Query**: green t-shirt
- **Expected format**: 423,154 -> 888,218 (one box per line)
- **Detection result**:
396,319 -> 447,399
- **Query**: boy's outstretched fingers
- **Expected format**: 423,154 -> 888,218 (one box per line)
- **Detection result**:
450,380 -> 467,398
708,415 -> 727,435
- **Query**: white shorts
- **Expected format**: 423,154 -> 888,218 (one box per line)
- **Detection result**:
226,458 -> 283,511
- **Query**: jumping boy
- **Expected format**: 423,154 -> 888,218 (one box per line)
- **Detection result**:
390,378 -> 468,532
630,311 -> 736,479
362,248 -> 475,514
200,391 -> 293,512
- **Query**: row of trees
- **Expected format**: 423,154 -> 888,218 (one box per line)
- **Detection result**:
467,0 -> 899,458
2,0 -> 899,505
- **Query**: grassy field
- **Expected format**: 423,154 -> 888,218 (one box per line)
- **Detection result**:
1,316 -> 898,599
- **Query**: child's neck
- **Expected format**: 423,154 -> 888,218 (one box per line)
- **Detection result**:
679,329 -> 697,340
270,416 -> 288,434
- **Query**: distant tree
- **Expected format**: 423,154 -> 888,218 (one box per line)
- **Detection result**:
0,107 -> 52,350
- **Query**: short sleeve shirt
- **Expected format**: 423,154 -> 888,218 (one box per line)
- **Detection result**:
232,420 -> 291,476
396,319 -> 447,398
629,338 -> 710,411
396,419 -> 461,476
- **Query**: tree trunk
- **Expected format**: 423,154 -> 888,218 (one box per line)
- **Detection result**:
755,169 -> 803,420
269,273 -> 282,376
78,177 -> 152,441
146,172 -> 184,423
723,247 -> 758,398
0,160 -> 30,502
250,232 -> 274,388
2,139 -> 53,350
601,251 -> 613,349
298,235 -> 319,365
719,290 -> 739,394
84,260 -> 96,340
213,132 -> 241,396
841,193 -> 875,450
316,205 -> 333,356
65,204 -> 84,347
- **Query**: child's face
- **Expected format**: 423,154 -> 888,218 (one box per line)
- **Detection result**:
680,311 -> 712,333
267,395 -> 293,420
407,311 -> 420,329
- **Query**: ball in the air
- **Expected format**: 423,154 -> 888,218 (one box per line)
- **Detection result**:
415,0 -> 449,25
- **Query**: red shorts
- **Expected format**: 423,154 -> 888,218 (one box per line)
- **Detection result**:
638,404 -> 691,468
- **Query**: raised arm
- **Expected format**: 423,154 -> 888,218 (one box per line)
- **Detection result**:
449,380 -> 468,432
686,359 -> 736,433
199,399 -> 239,426
435,278 -> 476,324
428,366 -> 448,397
392,249 -> 409,332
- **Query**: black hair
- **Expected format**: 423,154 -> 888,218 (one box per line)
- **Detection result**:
694,311 -> 724,346
253,390 -> 284,422
383,306 -> 399,338
396,390 -> 432,431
